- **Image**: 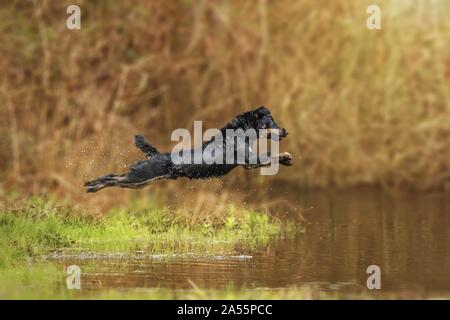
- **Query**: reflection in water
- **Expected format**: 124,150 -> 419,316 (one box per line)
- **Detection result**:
52,188 -> 450,297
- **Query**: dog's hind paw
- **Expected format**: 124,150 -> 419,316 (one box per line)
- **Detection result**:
85,186 -> 97,193
84,180 -> 93,186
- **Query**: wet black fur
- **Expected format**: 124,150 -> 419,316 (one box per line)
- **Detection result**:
84,106 -> 292,193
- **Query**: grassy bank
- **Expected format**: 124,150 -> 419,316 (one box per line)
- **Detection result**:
1,196 -> 293,260
0,196 -> 295,299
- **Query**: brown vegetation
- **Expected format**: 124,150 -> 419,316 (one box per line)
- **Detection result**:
0,0 -> 449,209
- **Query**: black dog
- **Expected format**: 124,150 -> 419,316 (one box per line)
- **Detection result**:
84,106 -> 293,193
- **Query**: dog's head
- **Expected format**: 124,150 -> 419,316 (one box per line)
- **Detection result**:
243,106 -> 289,139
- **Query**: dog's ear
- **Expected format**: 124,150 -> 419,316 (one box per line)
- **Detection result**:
254,106 -> 270,119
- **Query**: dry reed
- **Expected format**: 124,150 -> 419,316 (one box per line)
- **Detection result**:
0,0 -> 449,210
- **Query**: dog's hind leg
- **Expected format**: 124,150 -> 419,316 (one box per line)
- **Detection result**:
85,155 -> 172,193
84,172 -> 165,193
84,173 -> 131,193
134,134 -> 159,158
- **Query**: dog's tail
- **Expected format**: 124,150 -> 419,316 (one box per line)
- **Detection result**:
134,134 -> 160,158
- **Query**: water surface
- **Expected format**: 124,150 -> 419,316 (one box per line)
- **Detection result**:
51,188 -> 450,297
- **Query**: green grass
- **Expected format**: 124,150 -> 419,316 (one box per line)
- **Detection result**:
0,196 -> 296,299
0,196 -> 293,259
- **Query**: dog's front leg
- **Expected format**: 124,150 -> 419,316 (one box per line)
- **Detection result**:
242,152 -> 293,170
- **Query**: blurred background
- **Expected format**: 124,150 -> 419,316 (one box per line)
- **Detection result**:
0,0 -> 449,211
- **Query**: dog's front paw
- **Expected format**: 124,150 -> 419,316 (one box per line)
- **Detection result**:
279,152 -> 293,166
